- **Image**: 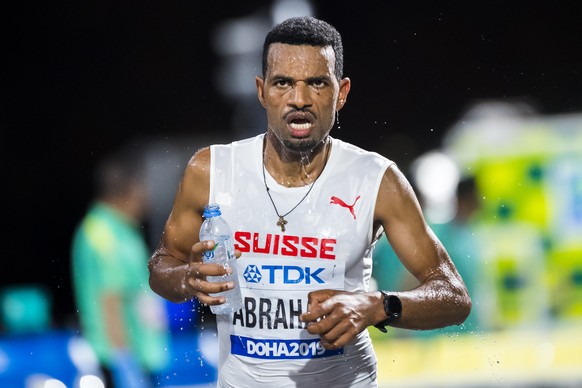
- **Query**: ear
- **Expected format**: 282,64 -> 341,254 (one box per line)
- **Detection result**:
256,76 -> 267,108
336,77 -> 351,111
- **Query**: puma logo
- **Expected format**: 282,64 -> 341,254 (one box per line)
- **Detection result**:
330,195 -> 361,220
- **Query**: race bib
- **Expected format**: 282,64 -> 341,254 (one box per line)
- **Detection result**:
229,256 -> 345,359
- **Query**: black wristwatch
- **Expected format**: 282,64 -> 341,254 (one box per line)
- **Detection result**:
374,291 -> 402,333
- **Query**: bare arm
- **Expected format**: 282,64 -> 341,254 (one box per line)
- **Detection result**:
375,164 -> 471,330
301,164 -> 471,348
148,147 -> 239,306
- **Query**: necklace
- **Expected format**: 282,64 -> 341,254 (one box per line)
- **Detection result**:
262,143 -> 330,233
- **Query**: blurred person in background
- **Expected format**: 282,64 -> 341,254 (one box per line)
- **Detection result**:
373,176 -> 483,336
426,176 -> 482,334
71,143 -> 169,387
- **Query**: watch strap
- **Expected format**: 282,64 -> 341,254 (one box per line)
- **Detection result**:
374,291 -> 402,333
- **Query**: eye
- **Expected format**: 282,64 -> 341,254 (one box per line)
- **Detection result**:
309,78 -> 327,89
274,78 -> 292,88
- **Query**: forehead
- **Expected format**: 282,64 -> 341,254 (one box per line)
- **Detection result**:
266,43 -> 336,78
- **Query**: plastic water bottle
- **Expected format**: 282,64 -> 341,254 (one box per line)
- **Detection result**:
199,203 -> 243,314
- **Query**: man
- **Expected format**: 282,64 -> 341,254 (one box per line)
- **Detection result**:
72,145 -> 169,387
149,16 -> 471,387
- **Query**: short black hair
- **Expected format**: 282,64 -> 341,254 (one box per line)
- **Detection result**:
262,16 -> 344,81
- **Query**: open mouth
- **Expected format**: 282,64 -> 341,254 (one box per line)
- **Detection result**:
286,112 -> 314,137
289,119 -> 312,137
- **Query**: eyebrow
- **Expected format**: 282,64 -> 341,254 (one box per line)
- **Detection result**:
271,74 -> 332,83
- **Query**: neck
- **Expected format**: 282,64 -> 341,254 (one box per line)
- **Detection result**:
263,133 -> 331,187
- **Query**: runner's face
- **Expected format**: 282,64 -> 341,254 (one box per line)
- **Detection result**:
257,43 -> 343,153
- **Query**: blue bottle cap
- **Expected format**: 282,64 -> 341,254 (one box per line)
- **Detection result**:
203,203 -> 222,218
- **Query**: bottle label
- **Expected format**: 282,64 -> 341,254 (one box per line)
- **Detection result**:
202,242 -> 219,261
202,246 -> 216,261
201,237 -> 235,262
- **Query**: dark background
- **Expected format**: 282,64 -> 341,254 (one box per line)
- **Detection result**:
4,1 -> 581,327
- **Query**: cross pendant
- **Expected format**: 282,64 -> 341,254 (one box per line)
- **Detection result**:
277,216 -> 288,232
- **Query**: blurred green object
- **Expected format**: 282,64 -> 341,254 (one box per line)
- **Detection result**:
0,284 -> 51,333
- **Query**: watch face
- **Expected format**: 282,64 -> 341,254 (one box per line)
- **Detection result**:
386,294 -> 402,319
375,292 -> 401,333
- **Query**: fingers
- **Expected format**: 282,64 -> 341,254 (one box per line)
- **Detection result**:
189,240 -> 214,263
301,288 -> 340,321
301,290 -> 366,350
186,267 -> 234,291
302,289 -> 334,322
186,240 -> 236,306
301,302 -> 326,323
301,294 -> 336,337
319,330 -> 354,350
306,289 -> 335,305
186,265 -> 235,306
304,311 -> 352,349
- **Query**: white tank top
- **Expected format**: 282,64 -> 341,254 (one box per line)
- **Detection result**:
208,134 -> 393,387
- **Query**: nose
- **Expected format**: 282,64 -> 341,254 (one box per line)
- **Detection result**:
288,81 -> 312,110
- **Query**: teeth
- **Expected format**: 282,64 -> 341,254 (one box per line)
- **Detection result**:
290,122 -> 311,130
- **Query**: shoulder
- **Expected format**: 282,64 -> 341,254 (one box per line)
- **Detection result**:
375,163 -> 422,224
379,164 -> 417,203
184,146 -> 211,181
330,137 -> 394,168
186,134 -> 263,175
212,133 -> 264,155
382,163 -> 412,188
175,147 -> 211,213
